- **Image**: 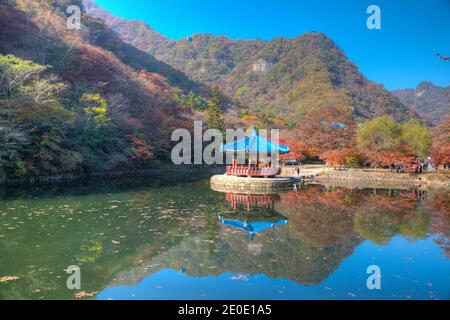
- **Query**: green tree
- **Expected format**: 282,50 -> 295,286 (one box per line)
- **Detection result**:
172,88 -> 184,105
186,91 -> 206,110
357,116 -> 401,151
172,88 -> 206,111
206,86 -> 224,131
79,93 -> 109,125
0,54 -> 64,121
0,54 -> 70,177
0,124 -> 28,177
401,119 -> 432,157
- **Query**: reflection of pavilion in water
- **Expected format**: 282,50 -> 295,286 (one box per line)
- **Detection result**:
219,193 -> 288,240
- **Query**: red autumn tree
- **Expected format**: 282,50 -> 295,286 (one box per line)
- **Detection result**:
279,137 -> 307,161
431,145 -> 450,168
430,117 -> 450,168
132,137 -> 154,160
361,144 -> 416,168
320,147 -> 362,168
293,106 -> 357,157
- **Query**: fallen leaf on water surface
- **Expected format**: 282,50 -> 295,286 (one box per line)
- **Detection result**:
112,240 -> 120,244
74,291 -> 97,299
230,275 -> 248,281
0,276 -> 20,282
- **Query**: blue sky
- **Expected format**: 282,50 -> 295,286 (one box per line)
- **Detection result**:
93,0 -> 450,90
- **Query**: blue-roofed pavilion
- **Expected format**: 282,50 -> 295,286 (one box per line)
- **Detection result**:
221,126 -> 290,177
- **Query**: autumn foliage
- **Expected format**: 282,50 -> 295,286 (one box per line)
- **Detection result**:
430,118 -> 450,167
0,0 -> 195,177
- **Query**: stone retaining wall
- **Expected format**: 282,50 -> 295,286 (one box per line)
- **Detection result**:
210,174 -> 297,193
315,170 -> 450,189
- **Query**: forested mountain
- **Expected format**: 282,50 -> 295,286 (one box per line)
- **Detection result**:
83,0 -> 417,125
393,81 -> 450,126
0,0 -> 438,179
0,0 -> 200,178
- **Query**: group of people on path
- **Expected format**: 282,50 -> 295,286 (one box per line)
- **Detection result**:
394,158 -> 433,174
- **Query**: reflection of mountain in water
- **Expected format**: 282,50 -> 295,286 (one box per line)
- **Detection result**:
1,178 -> 446,299
109,186 -> 441,289
110,190 -> 362,286
276,185 -> 433,246
111,222 -> 361,286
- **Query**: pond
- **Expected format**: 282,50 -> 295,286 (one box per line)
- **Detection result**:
0,176 -> 448,300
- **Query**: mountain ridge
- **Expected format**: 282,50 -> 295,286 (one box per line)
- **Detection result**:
83,0 -> 418,125
393,81 -> 450,126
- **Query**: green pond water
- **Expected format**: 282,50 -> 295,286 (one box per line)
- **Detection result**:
0,176 -> 448,300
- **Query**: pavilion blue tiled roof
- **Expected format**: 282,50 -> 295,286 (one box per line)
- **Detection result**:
220,127 -> 290,154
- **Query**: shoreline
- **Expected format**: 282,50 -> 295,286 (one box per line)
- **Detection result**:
2,164 -> 449,190
0,165 -> 225,187
281,165 -> 450,189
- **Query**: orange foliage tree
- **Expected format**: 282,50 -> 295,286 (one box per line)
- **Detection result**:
361,144 -> 416,168
279,137 -> 307,161
430,118 -> 450,168
292,106 -> 357,159
320,148 -> 362,168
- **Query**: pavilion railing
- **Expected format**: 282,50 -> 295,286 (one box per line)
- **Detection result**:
226,165 -> 281,177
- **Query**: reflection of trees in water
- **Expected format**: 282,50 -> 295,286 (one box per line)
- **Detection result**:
277,185 -> 433,246
354,209 -> 429,245
428,191 -> 450,257
0,179 -> 218,299
133,189 -> 361,285
77,235 -> 105,263
277,188 -> 357,247
142,186 -> 443,286
138,226 -> 361,286
1,179 -> 447,298
353,193 -> 428,245
205,209 -> 221,254
100,186 -> 449,291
